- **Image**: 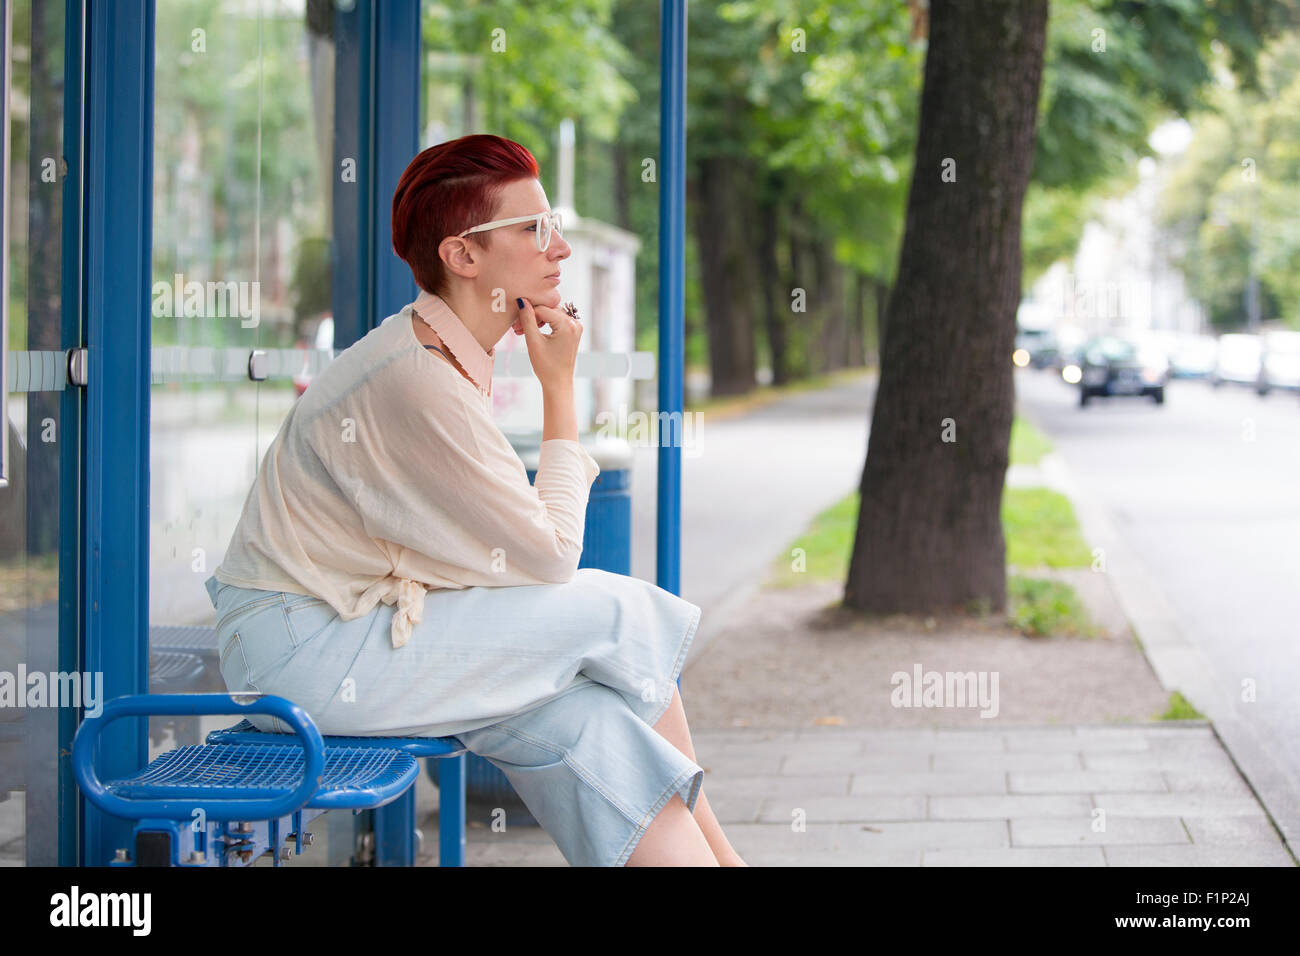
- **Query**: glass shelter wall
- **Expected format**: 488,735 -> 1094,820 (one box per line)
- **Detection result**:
1,0 -> 72,867
146,0 -> 348,863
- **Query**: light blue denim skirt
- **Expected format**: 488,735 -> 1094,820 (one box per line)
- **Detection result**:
203,568 -> 705,867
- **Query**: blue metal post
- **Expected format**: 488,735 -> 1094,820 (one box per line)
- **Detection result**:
331,0 -> 370,350
58,0 -> 87,867
81,0 -> 155,867
371,0 -> 421,322
657,0 -> 686,606
367,0 -> 421,866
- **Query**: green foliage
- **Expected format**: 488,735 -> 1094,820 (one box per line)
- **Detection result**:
767,489 -> 859,587
1009,416 -> 1054,466
1002,488 -> 1094,568
1007,574 -> 1097,637
1023,0 -> 1300,290
1157,30 -> 1300,329
1158,690 -> 1206,720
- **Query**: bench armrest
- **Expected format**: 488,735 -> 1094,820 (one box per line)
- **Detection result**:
72,692 -> 326,822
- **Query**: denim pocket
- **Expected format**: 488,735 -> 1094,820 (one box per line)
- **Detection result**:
219,631 -> 258,692
283,596 -> 337,648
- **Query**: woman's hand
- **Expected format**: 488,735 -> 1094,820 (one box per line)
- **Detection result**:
514,296 -> 581,393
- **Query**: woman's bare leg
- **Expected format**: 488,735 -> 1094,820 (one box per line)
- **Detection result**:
625,794 -> 718,866
651,686 -> 748,866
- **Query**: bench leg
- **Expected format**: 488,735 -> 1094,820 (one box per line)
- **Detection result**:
373,789 -> 417,866
439,754 -> 466,867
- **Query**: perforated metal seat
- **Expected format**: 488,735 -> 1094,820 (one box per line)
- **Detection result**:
106,743 -> 418,811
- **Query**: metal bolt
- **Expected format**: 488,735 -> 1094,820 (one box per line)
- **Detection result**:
113,848 -> 130,863
280,847 -> 292,861
187,851 -> 207,865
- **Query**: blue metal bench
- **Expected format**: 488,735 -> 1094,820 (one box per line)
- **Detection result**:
72,692 -> 468,867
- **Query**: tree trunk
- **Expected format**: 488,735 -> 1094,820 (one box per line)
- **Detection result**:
844,0 -> 1048,615
847,271 -> 866,368
612,140 -> 632,231
871,278 -> 889,368
757,179 -> 789,386
694,153 -> 758,396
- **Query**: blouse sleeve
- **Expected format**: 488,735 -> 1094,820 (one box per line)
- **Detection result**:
305,370 -> 600,584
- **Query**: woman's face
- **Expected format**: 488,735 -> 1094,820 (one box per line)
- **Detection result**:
472,177 -> 571,313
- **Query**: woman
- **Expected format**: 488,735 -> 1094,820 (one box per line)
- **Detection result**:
204,133 -> 745,867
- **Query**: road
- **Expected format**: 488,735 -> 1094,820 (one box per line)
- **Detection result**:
1014,366 -> 1300,845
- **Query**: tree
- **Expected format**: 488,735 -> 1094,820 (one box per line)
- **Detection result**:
844,0 -> 1049,615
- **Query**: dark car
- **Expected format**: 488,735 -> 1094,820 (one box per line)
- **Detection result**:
1075,335 -> 1169,407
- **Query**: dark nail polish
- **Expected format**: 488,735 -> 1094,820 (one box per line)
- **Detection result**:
516,297 -> 524,309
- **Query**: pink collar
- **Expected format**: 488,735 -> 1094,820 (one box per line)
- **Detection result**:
410,289 -> 495,397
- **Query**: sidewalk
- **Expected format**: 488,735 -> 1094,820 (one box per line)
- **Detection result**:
410,574 -> 1296,866
413,722 -> 1294,866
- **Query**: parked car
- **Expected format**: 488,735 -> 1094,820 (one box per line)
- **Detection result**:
1256,330 -> 1300,395
1168,334 -> 1218,379
1075,334 -> 1169,407
1210,334 -> 1262,389
1014,327 -> 1058,369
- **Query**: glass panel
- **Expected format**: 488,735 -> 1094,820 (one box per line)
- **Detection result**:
418,0 -> 654,439
150,0 -> 346,864
1,0 -> 70,866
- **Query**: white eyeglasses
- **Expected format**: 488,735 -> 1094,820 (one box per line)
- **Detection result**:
458,211 -> 564,252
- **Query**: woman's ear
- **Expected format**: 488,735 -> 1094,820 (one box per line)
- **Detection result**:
438,235 -> 479,279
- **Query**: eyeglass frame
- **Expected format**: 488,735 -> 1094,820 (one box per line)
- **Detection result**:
457,211 -> 564,252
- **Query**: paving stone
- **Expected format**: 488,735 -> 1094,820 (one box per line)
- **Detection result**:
1003,730 -> 1149,753
756,795 -> 927,824
929,794 -> 1093,819
922,847 -> 1107,866
696,738 -> 863,761
725,820 -> 1008,853
1161,770 -> 1255,796
1009,770 -> 1167,793
1012,816 -> 1188,846
1103,844 -> 1295,866
693,751 -> 785,776
779,751 -> 932,774
698,793 -> 764,824
850,771 -> 1007,796
745,849 -> 923,866
934,751 -> 1081,772
1134,724 -> 1214,739
1090,792 -> 1269,818
710,773 -> 854,800
1182,815 -> 1287,845
1082,750 -> 1237,772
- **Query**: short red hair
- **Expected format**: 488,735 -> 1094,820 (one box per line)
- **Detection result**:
391,134 -> 541,298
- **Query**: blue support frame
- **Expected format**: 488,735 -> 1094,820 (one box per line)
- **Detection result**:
331,0 -> 369,351
339,0 -> 422,866
80,0 -> 155,867
657,0 -> 686,602
58,0 -> 87,868
372,0 -> 421,323
333,0 -> 419,350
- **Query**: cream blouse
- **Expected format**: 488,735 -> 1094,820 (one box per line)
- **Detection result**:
213,291 -> 601,649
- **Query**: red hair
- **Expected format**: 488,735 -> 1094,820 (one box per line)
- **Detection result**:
391,134 -> 541,298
